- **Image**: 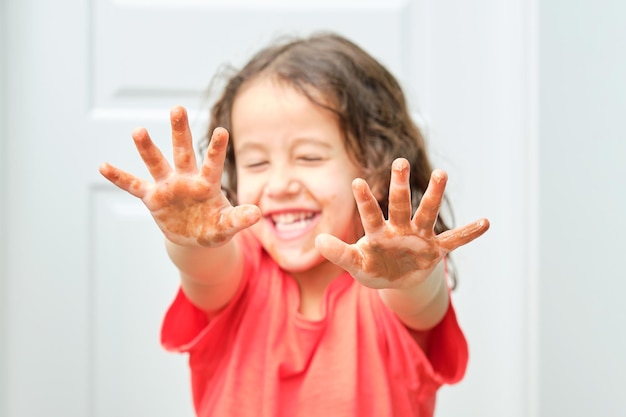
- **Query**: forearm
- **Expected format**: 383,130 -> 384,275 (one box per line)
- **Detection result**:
378,261 -> 449,331
165,237 -> 242,281
165,237 -> 244,313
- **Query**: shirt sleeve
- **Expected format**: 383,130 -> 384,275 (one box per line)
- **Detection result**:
370,287 -> 468,389
425,299 -> 468,385
160,287 -> 210,352
160,231 -> 262,353
422,257 -> 468,385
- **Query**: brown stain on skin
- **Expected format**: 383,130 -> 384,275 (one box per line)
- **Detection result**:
353,179 -> 385,230
197,230 -> 228,247
169,106 -> 187,128
176,153 -> 194,169
152,196 -> 232,247
438,218 -> 490,251
362,218 -> 489,283
361,233 -> 440,282
147,174 -> 237,247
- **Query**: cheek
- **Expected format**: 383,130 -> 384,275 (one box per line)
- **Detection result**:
316,181 -> 358,219
236,176 -> 262,205
332,180 -> 357,206
313,167 -> 358,196
318,197 -> 363,244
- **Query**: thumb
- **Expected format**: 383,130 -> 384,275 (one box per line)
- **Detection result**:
315,233 -> 363,273
230,204 -> 262,231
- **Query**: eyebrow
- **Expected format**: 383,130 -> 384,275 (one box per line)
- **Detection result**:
234,142 -> 265,154
235,137 -> 333,153
291,138 -> 333,149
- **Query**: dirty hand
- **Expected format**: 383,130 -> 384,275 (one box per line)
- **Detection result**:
315,158 -> 489,289
98,106 -> 261,247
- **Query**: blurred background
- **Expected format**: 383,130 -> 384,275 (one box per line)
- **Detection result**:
1,0 -> 624,416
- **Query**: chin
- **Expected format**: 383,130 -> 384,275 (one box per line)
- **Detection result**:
271,249 -> 325,273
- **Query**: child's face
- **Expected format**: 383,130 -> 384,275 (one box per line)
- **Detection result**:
231,76 -> 363,275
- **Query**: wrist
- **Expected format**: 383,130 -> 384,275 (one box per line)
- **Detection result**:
379,261 -> 449,330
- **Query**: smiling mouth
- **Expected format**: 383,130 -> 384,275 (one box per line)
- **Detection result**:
269,211 -> 318,238
271,212 -> 318,233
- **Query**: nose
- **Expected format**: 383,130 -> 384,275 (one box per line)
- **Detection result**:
264,163 -> 302,198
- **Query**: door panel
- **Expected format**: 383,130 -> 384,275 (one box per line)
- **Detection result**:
92,189 -> 193,416
92,0 -> 421,113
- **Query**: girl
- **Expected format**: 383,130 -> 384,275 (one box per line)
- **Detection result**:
99,32 -> 489,417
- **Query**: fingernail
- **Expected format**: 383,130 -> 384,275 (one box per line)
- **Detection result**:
432,169 -> 447,183
393,158 -> 409,172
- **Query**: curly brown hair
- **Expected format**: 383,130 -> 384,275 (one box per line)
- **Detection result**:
201,32 -> 454,276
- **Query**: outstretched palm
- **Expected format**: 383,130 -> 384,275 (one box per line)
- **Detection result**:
99,106 -> 260,247
316,158 -> 489,289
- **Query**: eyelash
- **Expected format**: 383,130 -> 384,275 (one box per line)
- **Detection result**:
298,156 -> 323,162
243,156 -> 324,170
244,161 -> 268,169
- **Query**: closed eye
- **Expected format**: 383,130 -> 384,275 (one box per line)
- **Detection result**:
244,160 -> 269,170
297,155 -> 325,164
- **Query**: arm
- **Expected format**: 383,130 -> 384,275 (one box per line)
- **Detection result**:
165,238 -> 245,313
316,159 -> 489,340
378,260 -> 448,331
99,106 -> 260,313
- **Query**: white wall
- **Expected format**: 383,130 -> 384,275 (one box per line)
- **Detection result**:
0,0 -> 8,413
6,0 -> 625,416
538,0 -> 626,415
424,1 -> 535,415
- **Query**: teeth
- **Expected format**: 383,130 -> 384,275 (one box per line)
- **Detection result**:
272,212 -> 313,224
271,212 -> 314,231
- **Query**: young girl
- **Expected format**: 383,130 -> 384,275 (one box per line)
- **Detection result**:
99,33 -> 489,417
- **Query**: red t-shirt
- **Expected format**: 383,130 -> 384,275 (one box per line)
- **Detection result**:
161,231 -> 467,417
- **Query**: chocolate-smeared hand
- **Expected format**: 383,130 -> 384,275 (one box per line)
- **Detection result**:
315,158 -> 489,289
99,106 -> 261,247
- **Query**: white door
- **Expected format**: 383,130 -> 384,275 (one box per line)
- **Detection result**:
2,0 -> 534,416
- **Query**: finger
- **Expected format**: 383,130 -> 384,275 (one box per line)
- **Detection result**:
352,178 -> 385,235
99,162 -> 148,199
197,204 -> 262,246
315,233 -> 364,274
388,158 -> 412,227
132,127 -> 173,182
170,106 -> 198,174
200,127 -> 229,184
413,169 -> 447,232
228,204 -> 262,232
437,218 -> 490,252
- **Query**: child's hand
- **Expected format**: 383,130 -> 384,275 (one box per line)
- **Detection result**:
99,106 -> 261,247
315,158 -> 489,289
